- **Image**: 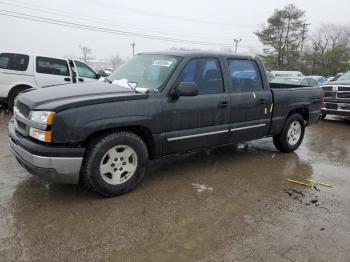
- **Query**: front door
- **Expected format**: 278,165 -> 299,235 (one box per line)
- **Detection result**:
73,60 -> 98,83
226,58 -> 272,142
162,57 -> 230,154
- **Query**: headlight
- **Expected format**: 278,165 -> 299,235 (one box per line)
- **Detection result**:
29,127 -> 52,143
30,111 -> 55,125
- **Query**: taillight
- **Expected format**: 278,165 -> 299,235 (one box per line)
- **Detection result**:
320,89 -> 325,107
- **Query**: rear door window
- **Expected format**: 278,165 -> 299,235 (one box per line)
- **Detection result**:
0,53 -> 29,71
228,59 -> 263,92
178,58 -> 224,94
36,56 -> 70,76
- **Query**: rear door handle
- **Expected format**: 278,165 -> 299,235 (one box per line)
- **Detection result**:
259,99 -> 265,104
218,101 -> 228,109
64,77 -> 71,82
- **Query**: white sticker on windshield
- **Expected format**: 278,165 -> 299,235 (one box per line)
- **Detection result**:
152,60 -> 173,67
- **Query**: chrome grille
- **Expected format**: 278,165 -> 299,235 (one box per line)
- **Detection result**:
16,101 -> 31,117
322,86 -> 333,98
322,85 -> 350,99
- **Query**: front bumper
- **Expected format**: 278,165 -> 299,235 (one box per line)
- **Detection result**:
322,102 -> 350,117
8,120 -> 83,184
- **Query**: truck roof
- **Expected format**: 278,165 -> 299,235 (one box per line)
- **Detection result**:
139,51 -> 256,60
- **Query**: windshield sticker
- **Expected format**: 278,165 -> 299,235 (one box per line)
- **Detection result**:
152,60 -> 174,67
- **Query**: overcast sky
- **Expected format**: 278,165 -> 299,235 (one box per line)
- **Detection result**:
0,0 -> 349,61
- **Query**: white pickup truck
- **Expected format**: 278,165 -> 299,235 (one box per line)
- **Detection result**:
0,52 -> 99,108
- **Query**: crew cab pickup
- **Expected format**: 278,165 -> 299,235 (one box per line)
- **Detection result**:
320,70 -> 350,119
8,52 -> 323,196
0,52 -> 99,108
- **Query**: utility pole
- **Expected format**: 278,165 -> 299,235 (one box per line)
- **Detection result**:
130,42 -> 136,56
234,39 -> 242,53
300,23 -> 311,53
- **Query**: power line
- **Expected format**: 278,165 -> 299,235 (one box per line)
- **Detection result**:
0,0 -> 261,43
0,9 -> 263,49
85,0 -> 257,28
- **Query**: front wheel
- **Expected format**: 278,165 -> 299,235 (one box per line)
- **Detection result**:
273,114 -> 305,153
82,132 -> 149,196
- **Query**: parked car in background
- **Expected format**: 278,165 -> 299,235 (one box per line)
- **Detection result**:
9,51 -> 322,196
270,77 -> 319,87
0,52 -> 100,108
321,71 -> 350,119
309,76 -> 327,85
271,71 -> 304,78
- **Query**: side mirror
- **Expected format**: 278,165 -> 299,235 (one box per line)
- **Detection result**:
97,70 -> 108,78
173,82 -> 199,97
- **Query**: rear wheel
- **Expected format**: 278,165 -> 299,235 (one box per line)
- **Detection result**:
273,113 -> 305,153
82,132 -> 149,196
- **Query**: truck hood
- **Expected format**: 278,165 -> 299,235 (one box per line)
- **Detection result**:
18,81 -> 149,112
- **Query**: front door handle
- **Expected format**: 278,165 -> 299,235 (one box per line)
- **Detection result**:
64,77 -> 71,82
218,101 -> 228,109
78,78 -> 84,82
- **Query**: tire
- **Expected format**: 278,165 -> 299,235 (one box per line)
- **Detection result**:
321,113 -> 327,120
82,132 -> 149,197
273,113 -> 305,153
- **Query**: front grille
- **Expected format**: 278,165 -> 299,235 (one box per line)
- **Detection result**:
322,86 -> 333,98
17,101 -> 30,117
338,93 -> 350,99
322,85 -> 350,99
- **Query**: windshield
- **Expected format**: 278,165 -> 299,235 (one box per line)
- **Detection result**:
338,71 -> 350,81
270,77 -> 301,85
107,54 -> 180,91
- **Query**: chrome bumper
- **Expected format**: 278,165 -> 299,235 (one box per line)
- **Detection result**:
322,105 -> 350,117
9,138 -> 82,184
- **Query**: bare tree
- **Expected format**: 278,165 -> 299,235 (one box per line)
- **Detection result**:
110,54 -> 125,70
78,45 -> 93,63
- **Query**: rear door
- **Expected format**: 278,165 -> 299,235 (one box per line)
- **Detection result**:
34,56 -> 72,87
72,60 -> 98,83
162,57 -> 230,154
226,58 -> 272,142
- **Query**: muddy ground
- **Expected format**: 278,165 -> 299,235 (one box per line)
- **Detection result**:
0,109 -> 349,262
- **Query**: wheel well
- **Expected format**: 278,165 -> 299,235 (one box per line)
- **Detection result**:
8,84 -> 32,103
287,108 -> 309,123
82,126 -> 156,159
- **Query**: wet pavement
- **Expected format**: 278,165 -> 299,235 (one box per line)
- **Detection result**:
0,109 -> 349,261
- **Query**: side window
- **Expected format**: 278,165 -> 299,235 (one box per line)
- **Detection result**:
0,53 -> 29,71
308,79 -> 318,87
75,61 -> 97,79
178,58 -> 224,94
0,53 -> 13,69
36,57 -> 70,76
300,79 -> 308,86
228,59 -> 263,92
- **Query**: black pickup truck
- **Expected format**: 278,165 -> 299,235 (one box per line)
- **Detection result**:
9,52 -> 323,196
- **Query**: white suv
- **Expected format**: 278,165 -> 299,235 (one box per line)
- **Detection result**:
0,52 -> 99,108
